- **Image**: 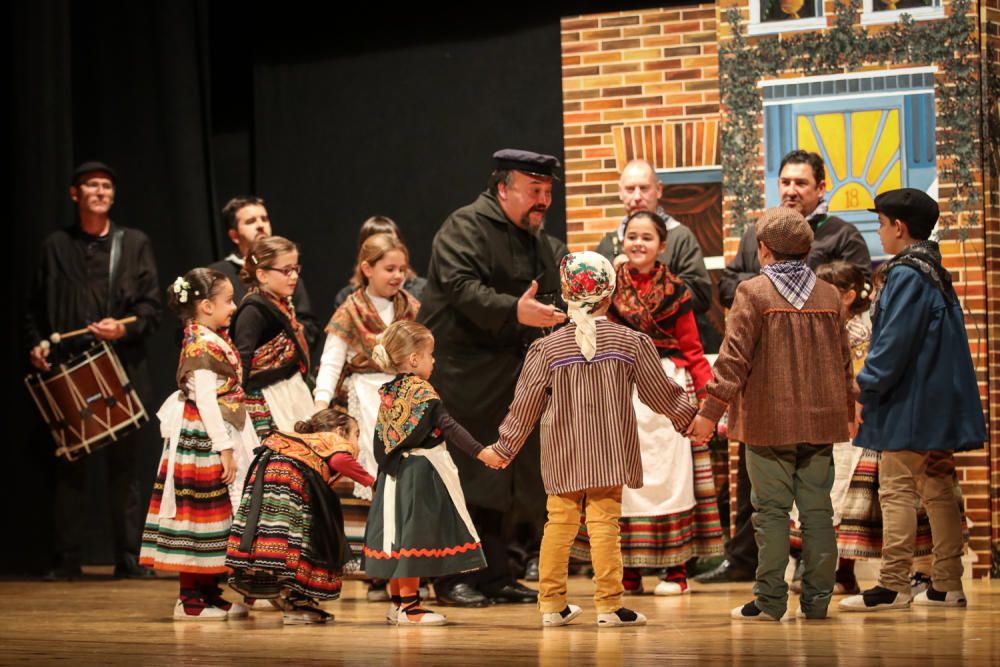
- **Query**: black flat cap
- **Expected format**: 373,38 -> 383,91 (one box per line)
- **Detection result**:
868,188 -> 939,238
493,149 -> 561,179
73,161 -> 117,185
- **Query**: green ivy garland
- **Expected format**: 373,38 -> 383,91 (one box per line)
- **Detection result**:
720,0 -> 981,237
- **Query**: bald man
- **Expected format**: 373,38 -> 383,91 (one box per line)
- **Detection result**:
594,160 -> 711,313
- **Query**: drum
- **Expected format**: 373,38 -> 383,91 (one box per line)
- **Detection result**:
25,342 -> 148,461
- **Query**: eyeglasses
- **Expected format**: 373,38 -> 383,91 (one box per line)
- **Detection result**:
261,264 -> 302,277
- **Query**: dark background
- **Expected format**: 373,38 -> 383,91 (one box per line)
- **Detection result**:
8,0 -> 673,574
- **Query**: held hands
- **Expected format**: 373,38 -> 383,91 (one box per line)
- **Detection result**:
88,317 -> 127,341
517,281 -> 567,329
477,446 -> 509,470
686,415 -> 716,445
219,449 -> 236,485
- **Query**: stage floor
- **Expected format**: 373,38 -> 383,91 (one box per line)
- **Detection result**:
2,572 -> 998,665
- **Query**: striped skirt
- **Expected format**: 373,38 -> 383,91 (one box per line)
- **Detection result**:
571,442 -> 724,568
835,448 -> 969,560
227,451 -> 351,601
139,403 -> 232,574
244,389 -> 275,440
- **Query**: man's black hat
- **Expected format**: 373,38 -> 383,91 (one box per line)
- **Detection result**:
493,149 -> 561,179
72,161 -> 117,186
868,188 -> 939,238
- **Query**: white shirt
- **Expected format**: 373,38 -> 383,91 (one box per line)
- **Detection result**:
313,288 -> 395,406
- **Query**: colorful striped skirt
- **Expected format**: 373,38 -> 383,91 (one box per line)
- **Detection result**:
139,403 -> 232,574
244,389 -> 275,440
834,448 -> 968,560
571,442 -> 724,568
226,450 -> 351,601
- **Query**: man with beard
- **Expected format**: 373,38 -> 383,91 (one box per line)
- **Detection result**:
417,149 -> 567,607
208,196 -> 321,351
696,149 -> 871,585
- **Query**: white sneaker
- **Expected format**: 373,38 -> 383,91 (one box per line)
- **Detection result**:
597,608 -> 646,627
653,579 -> 689,596
386,604 -> 400,625
838,586 -> 912,612
397,607 -> 448,626
244,597 -> 282,612
730,601 -> 780,621
225,602 -> 250,619
913,587 -> 967,607
542,604 -> 582,627
173,599 -> 227,622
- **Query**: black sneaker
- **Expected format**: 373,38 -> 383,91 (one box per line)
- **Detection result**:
838,585 -> 912,612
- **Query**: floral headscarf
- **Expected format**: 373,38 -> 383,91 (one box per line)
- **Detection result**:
559,251 -> 616,361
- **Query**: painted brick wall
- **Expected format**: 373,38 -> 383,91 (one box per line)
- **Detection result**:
561,1 -> 995,577
561,4 -> 720,252
714,0 -> 993,577
982,0 -> 1000,576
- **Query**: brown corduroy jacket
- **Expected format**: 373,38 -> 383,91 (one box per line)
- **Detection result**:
699,275 -> 855,446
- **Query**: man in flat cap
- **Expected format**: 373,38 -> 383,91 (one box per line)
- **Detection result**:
418,149 -> 567,607
840,189 -> 984,613
25,161 -> 162,581
699,149 -> 873,586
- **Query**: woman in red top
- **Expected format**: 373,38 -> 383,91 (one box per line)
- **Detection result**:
574,210 -> 722,595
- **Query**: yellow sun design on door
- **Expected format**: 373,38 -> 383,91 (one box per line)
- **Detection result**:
797,109 -> 902,211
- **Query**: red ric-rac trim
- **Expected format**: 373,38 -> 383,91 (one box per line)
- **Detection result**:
363,542 -> 482,560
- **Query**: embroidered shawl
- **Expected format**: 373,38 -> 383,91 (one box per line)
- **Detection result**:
609,262 -> 692,352
246,287 -> 311,377
375,374 -> 441,456
263,430 -> 359,487
177,321 -> 246,429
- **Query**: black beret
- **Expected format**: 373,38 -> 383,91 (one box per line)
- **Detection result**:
868,188 -> 939,238
73,161 -> 117,186
493,149 -> 561,179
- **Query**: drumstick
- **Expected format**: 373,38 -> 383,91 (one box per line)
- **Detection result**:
50,316 -> 138,344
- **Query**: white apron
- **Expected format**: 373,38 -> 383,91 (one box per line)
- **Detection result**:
621,357 -> 696,518
347,371 -> 395,500
260,373 -> 314,432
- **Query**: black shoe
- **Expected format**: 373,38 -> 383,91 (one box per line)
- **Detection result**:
523,556 -> 539,582
433,582 -> 490,608
41,564 -> 83,582
481,581 -> 538,604
693,560 -> 755,584
113,561 -> 156,579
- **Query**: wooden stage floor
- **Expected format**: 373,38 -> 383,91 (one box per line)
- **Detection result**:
2,572 -> 998,665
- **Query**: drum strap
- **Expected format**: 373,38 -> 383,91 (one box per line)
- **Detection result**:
107,225 -> 125,312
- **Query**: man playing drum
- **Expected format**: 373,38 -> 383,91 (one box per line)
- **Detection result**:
25,161 -> 162,581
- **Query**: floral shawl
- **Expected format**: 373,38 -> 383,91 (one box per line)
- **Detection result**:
375,374 -> 441,456
609,262 -> 692,352
177,321 -> 246,429
247,287 -> 310,377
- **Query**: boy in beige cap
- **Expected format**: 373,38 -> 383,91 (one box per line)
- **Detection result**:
689,207 -> 855,621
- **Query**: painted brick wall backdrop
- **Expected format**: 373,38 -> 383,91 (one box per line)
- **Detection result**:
562,1 -> 996,577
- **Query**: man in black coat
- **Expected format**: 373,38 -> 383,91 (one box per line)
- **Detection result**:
208,196 -> 321,352
26,161 -> 162,580
417,149 -> 567,606
697,149 -> 872,585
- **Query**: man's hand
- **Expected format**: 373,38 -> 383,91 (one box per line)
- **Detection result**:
220,449 -> 236,485
517,281 -> 567,329
854,401 -> 864,426
29,343 -> 51,371
686,415 -> 716,444
477,446 -> 508,470
88,317 -> 127,341
848,420 -> 858,440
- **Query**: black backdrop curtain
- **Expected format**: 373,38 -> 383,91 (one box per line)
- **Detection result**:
9,0 -> 220,573
9,0 -> 671,574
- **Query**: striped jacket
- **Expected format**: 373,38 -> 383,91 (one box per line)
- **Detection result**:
494,318 -> 697,495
